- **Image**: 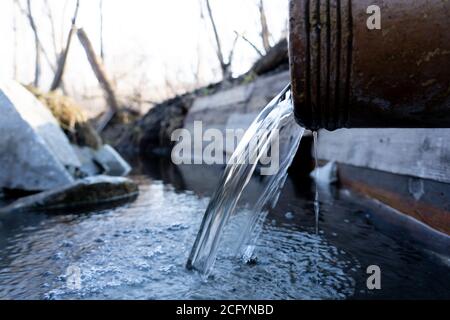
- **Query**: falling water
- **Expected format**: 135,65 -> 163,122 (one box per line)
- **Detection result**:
313,132 -> 320,235
312,131 -> 321,285
187,85 -> 305,275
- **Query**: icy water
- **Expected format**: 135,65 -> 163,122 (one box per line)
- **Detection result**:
0,162 -> 449,300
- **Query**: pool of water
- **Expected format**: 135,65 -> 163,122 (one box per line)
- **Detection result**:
0,161 -> 449,300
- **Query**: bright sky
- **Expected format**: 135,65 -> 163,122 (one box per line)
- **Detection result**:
0,0 -> 288,111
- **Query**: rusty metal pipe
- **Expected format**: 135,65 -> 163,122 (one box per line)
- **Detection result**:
289,0 -> 450,130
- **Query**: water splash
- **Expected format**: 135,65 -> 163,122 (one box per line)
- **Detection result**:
186,86 -> 305,275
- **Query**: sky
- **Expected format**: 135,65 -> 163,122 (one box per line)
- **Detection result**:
0,0 -> 289,114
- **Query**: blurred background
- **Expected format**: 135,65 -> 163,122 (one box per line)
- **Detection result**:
0,0 -> 288,118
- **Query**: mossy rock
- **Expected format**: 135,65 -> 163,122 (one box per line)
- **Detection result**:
24,85 -> 102,149
0,176 -> 139,214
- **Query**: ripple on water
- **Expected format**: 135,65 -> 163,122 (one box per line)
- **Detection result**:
0,181 -> 358,300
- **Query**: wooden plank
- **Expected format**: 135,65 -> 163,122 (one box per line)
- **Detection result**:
318,129 -> 450,183
337,164 -> 450,235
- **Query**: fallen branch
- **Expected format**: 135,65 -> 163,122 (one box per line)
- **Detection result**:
77,28 -> 120,131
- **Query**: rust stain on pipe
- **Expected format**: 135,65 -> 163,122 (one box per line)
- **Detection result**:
289,0 -> 450,130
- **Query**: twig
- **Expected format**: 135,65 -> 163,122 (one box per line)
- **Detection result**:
227,33 -> 240,67
234,31 -> 264,57
204,0 -> 227,77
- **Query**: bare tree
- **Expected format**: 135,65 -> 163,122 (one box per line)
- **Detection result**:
77,28 -> 120,130
258,0 -> 271,53
51,0 -> 80,91
234,31 -> 264,57
15,0 -> 57,84
23,0 -> 41,87
204,0 -> 236,80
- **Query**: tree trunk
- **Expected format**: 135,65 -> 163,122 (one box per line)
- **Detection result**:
15,0 -> 57,83
77,27 -> 120,119
258,0 -> 271,53
25,0 -> 41,87
205,0 -> 229,79
50,0 -> 80,91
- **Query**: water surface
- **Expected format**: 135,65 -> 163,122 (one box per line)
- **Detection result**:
0,163 -> 449,300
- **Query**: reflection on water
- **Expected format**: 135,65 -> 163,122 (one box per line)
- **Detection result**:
0,161 -> 449,300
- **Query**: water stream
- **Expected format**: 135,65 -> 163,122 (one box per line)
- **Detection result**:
1,88 -> 449,299
1,161 -> 449,299
187,86 -> 305,275
313,132 -> 320,235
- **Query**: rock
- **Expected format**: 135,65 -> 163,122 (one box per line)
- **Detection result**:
2,81 -> 81,170
71,145 -> 103,177
0,81 -> 75,191
72,144 -> 131,177
93,145 -> 131,176
0,176 -> 139,215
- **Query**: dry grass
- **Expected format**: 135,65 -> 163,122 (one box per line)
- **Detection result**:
25,85 -> 86,131
25,85 -> 102,149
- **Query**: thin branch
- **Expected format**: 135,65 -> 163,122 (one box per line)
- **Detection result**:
234,31 -> 264,57
51,0 -> 80,91
204,0 -> 227,77
227,33 -> 239,67
15,0 -> 56,75
24,0 -> 41,87
258,0 -> 271,53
